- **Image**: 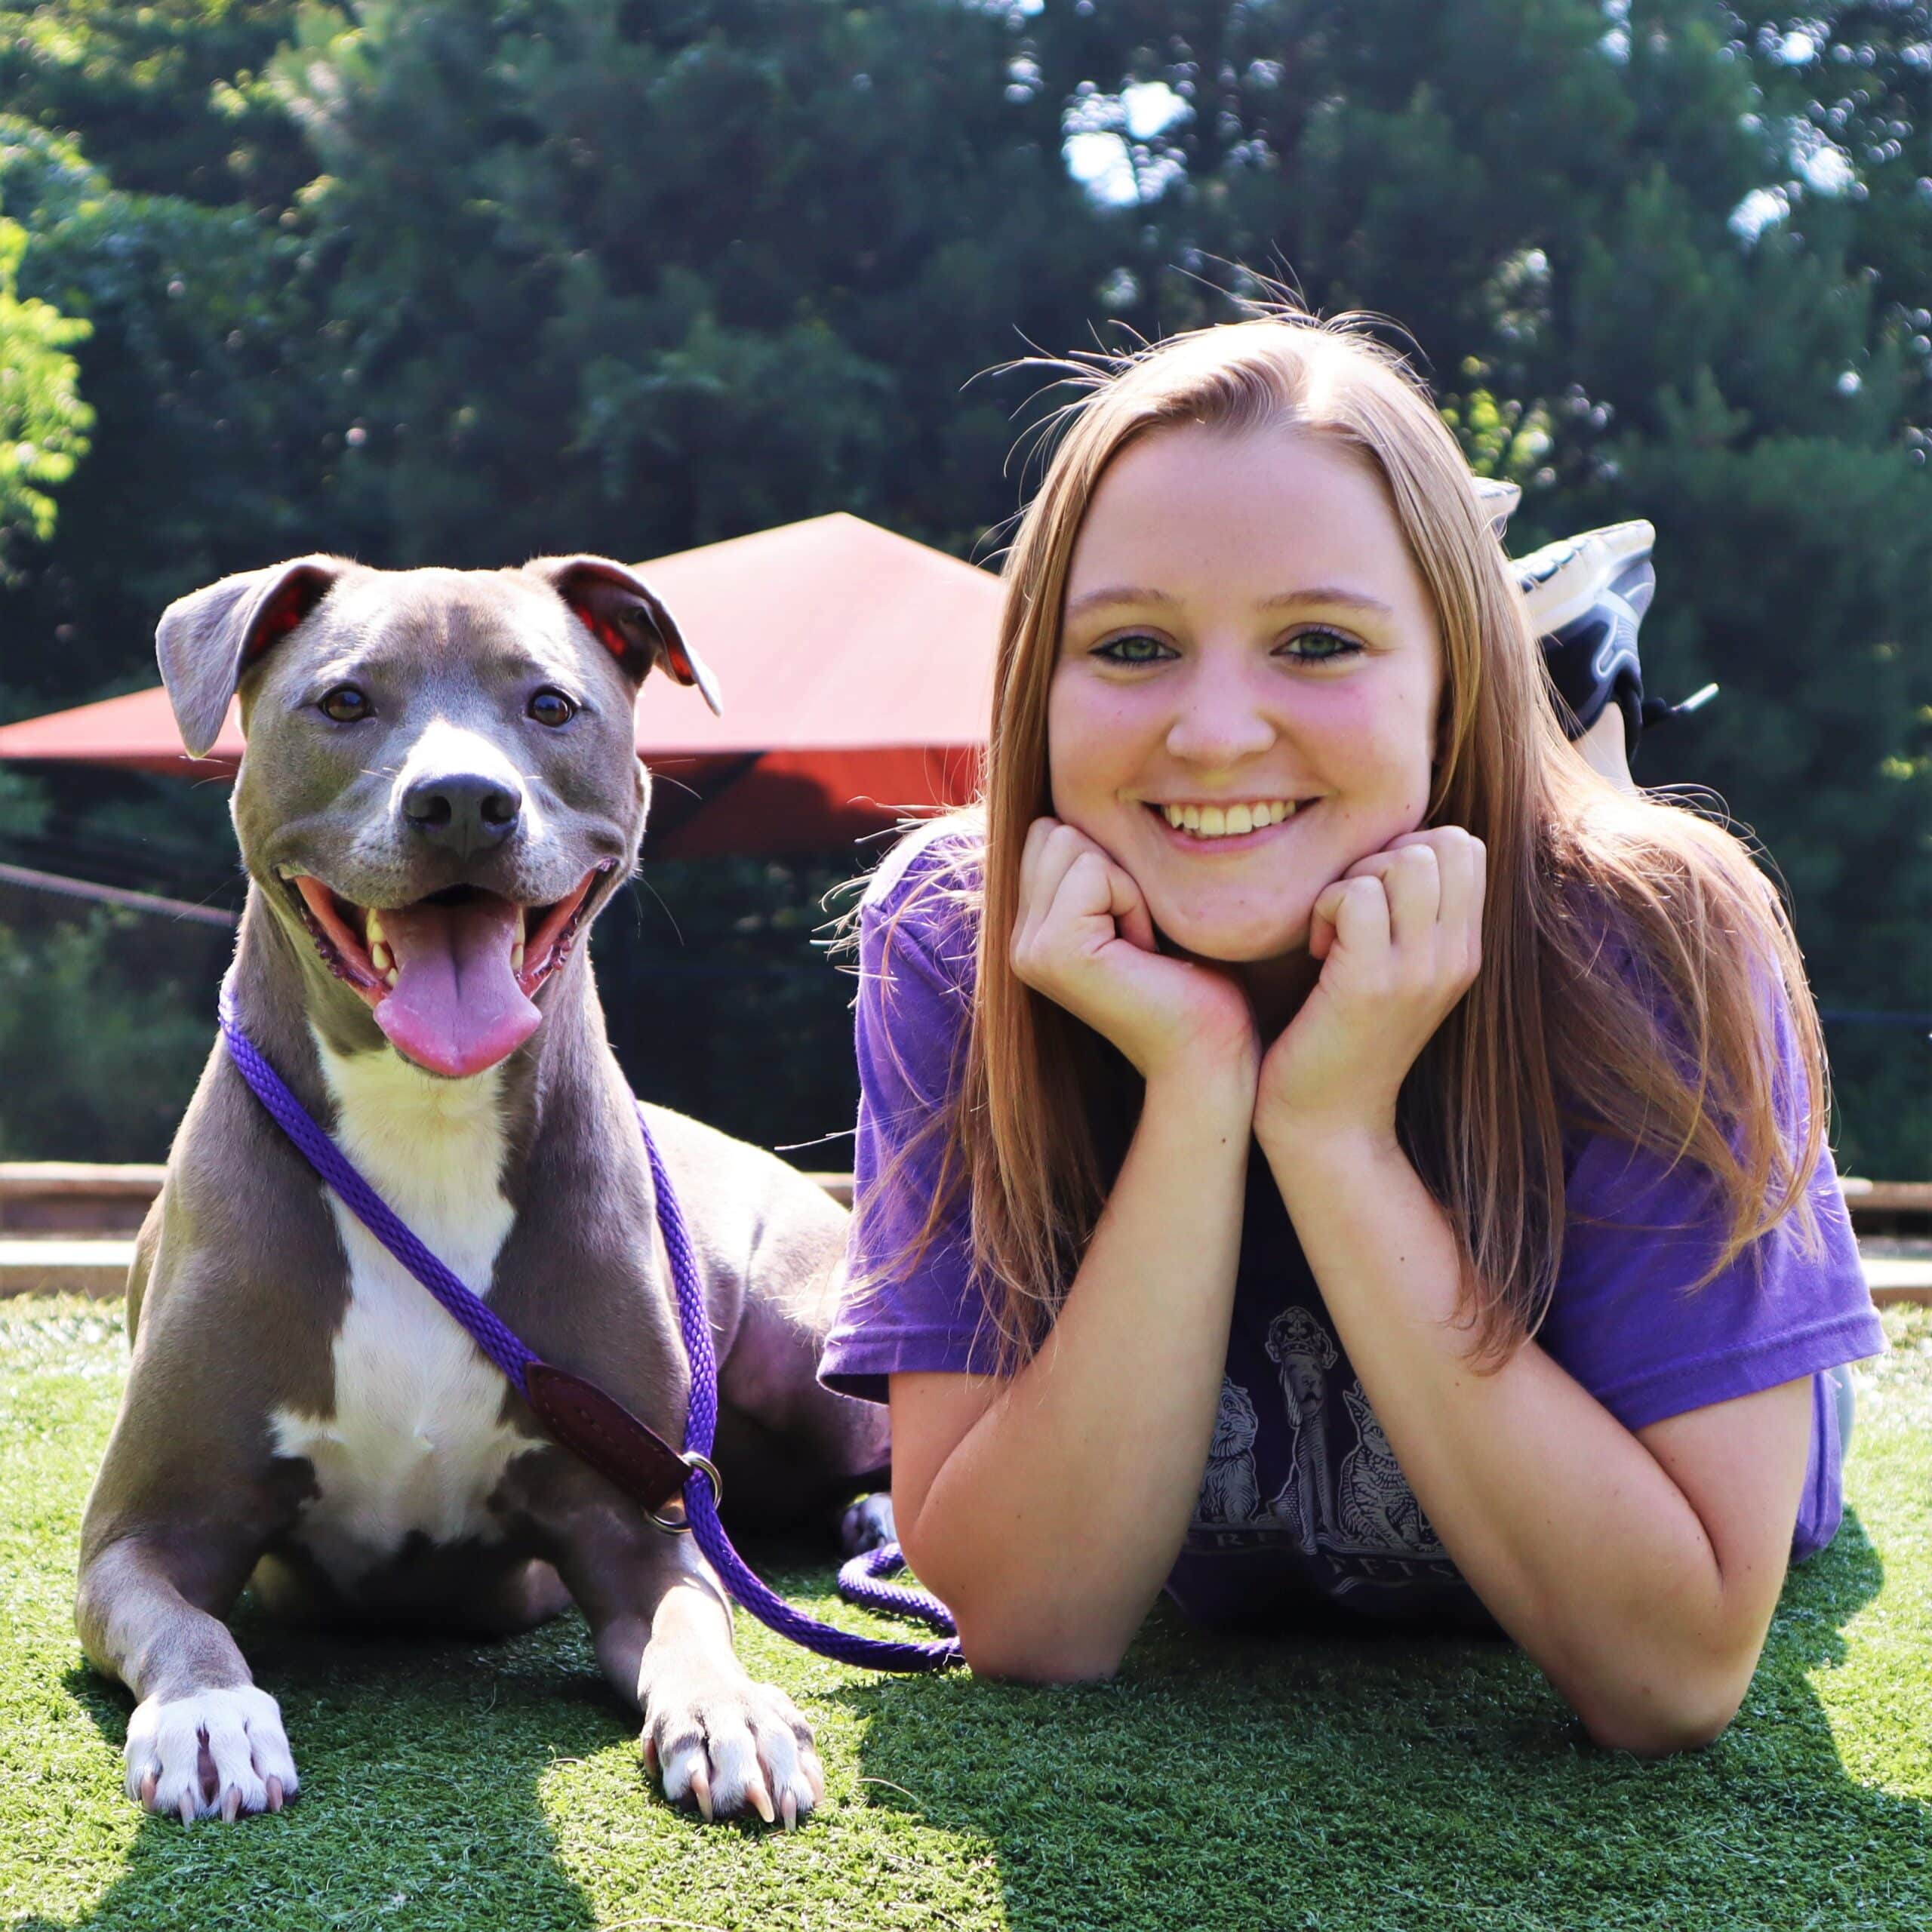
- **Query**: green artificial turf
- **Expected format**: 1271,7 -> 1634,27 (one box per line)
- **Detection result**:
3,1294 -> 1927,1932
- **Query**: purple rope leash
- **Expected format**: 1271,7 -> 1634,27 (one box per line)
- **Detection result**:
630,1100 -> 959,1670
217,988 -> 539,1395
217,985 -> 959,1673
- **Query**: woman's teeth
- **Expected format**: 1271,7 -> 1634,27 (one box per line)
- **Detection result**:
1160,800 -> 1301,838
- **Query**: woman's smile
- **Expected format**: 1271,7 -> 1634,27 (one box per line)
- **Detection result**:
1143,796 -> 1314,841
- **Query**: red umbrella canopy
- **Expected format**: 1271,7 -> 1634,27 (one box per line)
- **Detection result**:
0,514 -> 1001,857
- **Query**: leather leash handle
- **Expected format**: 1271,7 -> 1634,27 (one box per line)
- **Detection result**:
524,1360 -> 699,1527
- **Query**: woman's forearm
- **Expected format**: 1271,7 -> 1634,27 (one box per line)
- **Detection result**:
1260,1125 -> 1795,1751
897,1066 -> 1253,1680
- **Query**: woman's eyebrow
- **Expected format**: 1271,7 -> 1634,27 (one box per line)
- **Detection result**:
1063,584 -> 1178,619
1257,586 -> 1396,617
1064,583 -> 1395,620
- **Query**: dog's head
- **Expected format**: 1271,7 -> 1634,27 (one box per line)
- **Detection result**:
157,554 -> 720,1078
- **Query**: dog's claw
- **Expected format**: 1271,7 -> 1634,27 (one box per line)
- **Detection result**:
747,1776 -> 776,1826
178,1791 -> 196,1826
780,1789 -> 798,1832
266,1777 -> 285,1814
140,1770 -> 158,1808
222,1786 -> 242,1823
690,1762 -> 713,1823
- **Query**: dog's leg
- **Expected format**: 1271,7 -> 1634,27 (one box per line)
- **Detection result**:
549,1517 -> 823,1828
77,1534 -> 298,1824
82,1224 -> 303,1825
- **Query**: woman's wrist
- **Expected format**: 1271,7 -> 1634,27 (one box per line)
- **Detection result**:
1142,1044 -> 1259,1128
1255,1110 -> 1404,1189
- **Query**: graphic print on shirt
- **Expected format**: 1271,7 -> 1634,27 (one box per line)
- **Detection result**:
1262,1306 -> 1337,1553
1334,1386 -> 1445,1556
1192,1376 -> 1262,1526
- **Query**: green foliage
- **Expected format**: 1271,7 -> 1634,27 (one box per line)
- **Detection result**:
0,0 -> 310,210
0,899 -> 225,1161
0,214 -> 91,562
253,0 -> 1115,566
0,114 -> 343,710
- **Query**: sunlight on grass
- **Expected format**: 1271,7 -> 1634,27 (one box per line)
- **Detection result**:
3,1296 -> 1927,1931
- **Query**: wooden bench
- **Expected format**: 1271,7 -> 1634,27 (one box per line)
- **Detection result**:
1,1163 -> 1924,1301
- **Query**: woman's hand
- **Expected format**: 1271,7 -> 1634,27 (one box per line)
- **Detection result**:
1011,817 -> 1257,1084
1254,827 -> 1485,1148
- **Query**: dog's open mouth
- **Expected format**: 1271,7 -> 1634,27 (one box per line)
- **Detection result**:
285,863 -> 614,1078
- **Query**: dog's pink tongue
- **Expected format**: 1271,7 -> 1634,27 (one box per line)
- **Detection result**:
373,894 -> 538,1077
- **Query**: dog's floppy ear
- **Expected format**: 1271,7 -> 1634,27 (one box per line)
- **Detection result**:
155,556 -> 348,758
527,555 -> 723,716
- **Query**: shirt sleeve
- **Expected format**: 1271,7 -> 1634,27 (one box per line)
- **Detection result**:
1538,990 -> 1884,1434
817,829 -> 1004,1403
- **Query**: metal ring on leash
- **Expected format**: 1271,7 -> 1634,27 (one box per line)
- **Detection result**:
648,1451 -> 723,1534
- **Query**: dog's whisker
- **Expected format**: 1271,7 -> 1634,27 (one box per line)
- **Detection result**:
632,872 -> 684,946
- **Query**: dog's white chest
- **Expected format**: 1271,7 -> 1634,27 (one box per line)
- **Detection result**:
269,1040 -> 535,1587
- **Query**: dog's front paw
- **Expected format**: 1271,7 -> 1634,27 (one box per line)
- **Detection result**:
643,1673 -> 823,1829
124,1684 -> 300,1824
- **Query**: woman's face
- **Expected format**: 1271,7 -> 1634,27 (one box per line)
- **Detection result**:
1048,423 -> 1444,964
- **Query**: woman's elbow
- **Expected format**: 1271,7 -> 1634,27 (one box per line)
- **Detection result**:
899,1521 -> 1131,1683
955,1614 -> 1128,1685
1574,1675 -> 1745,1758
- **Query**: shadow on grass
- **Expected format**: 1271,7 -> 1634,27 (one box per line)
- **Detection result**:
838,1508 -> 1927,1932
26,1596 -> 635,1932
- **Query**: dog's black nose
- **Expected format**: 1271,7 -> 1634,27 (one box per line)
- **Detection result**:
402,773 -> 522,854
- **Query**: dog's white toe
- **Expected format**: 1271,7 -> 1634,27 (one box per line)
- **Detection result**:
647,1675 -> 821,1826
124,1685 -> 299,1823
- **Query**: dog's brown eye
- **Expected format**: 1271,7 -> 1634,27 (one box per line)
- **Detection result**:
318,685 -> 371,723
528,688 -> 577,728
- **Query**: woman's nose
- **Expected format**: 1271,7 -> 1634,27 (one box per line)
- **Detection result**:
1163,666 -> 1279,768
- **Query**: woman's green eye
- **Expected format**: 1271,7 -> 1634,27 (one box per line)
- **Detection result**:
1095,633 -> 1173,664
1282,629 -> 1360,662
318,685 -> 371,723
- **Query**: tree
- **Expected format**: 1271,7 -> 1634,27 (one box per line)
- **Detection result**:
0,115 -> 343,712
263,0 -> 1123,565
0,213 -> 92,568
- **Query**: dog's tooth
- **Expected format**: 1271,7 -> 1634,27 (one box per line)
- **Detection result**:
512,942 -> 526,971
369,940 -> 392,974
384,967 -> 398,988
365,909 -> 385,946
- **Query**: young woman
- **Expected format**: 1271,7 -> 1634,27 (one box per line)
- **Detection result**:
817,312 -> 1881,1753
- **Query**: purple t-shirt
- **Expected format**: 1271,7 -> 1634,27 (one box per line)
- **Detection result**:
819,820 -> 1885,1629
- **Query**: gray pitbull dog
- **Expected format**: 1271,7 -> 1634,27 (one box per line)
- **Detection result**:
75,555 -> 890,1829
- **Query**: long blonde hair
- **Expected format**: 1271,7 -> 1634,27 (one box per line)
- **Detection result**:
877,309 -> 1824,1367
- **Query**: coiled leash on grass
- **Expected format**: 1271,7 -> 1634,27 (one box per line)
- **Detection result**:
218,981 -> 961,1672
